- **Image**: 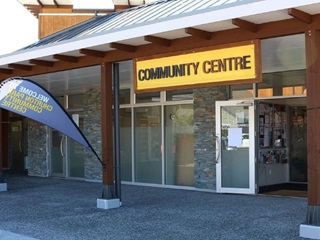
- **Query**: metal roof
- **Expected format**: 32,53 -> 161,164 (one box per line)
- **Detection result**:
21,0 -> 250,51
2,0 -> 320,95
1,0 -> 319,65
17,0 -> 161,18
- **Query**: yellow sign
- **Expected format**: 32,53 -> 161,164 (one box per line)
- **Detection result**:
134,41 -> 261,92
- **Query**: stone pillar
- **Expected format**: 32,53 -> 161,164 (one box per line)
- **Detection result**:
300,29 -> 320,239
28,120 -> 47,177
193,86 -> 228,189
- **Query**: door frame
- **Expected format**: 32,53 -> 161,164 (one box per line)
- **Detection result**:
215,100 -> 256,194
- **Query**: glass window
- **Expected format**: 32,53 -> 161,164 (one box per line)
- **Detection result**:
119,61 -> 132,104
120,108 -> 132,181
166,89 -> 193,101
136,92 -> 160,103
258,70 -> 306,97
134,106 -> 162,184
68,114 -> 85,178
230,84 -> 254,99
68,94 -> 84,109
119,89 -> 130,104
165,104 -> 194,186
258,34 -> 306,97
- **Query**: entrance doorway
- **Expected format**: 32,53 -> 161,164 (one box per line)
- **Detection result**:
257,98 -> 307,197
48,113 -> 85,178
9,118 -> 28,173
215,100 -> 256,194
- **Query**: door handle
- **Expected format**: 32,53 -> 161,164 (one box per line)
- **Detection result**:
19,139 -> 22,152
215,136 -> 220,163
60,136 -> 65,157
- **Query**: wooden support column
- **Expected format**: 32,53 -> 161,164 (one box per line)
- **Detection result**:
0,109 -> 3,183
305,29 -> 320,225
101,62 -> 115,199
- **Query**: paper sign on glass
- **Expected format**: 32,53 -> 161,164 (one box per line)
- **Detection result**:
228,127 -> 242,147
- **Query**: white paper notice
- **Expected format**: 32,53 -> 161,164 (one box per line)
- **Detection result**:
228,128 -> 242,147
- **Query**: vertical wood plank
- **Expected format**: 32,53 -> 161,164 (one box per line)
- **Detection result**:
305,29 -> 320,205
101,62 -> 114,187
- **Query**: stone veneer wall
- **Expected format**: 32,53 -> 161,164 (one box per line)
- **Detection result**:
83,88 -> 103,180
28,120 -> 48,176
193,86 -> 228,189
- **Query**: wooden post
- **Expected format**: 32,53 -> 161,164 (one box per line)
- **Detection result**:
0,109 -> 3,183
100,62 -> 115,199
305,29 -> 320,225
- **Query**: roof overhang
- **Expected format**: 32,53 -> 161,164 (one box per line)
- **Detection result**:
18,0 -> 158,18
2,0 -> 320,82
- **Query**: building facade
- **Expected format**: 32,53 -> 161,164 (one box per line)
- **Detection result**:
0,0 -> 320,237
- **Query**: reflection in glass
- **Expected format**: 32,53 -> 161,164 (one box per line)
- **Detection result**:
260,34 -> 305,98
230,84 -> 253,99
68,113 -> 85,178
136,92 -> 160,103
165,105 -> 194,186
221,106 -> 249,188
258,70 -> 306,97
289,106 -> 307,182
134,106 -> 161,183
166,89 -> 193,101
120,108 -> 132,181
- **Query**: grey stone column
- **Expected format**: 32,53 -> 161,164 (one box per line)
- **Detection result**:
193,86 -> 228,190
83,88 -> 103,180
28,120 -> 48,176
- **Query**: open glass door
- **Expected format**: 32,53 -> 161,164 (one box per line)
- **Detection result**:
216,100 -> 256,194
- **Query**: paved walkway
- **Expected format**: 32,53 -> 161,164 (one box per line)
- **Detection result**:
0,175 -> 308,240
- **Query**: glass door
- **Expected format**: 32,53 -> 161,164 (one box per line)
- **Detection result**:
10,120 -> 25,172
50,129 -> 66,177
215,100 -> 256,194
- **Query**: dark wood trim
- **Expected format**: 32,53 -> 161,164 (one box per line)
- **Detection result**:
185,27 -> 212,40
0,69 -> 13,75
80,49 -> 106,58
109,42 -> 136,52
8,64 -> 32,71
305,29 -> 320,205
232,18 -> 258,33
101,62 -> 114,186
144,35 -> 171,47
3,15 -> 320,80
53,54 -> 79,63
29,59 -> 55,67
53,0 -> 59,8
36,0 -> 44,8
288,8 -> 312,24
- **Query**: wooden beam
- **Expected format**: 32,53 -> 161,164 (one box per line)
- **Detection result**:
232,18 -> 258,33
53,54 -> 79,63
80,49 -> 106,58
36,0 -> 44,8
101,62 -> 114,195
185,27 -> 212,40
109,42 -> 136,52
305,29 -> 320,226
0,69 -> 13,75
144,35 -> 171,47
288,8 -> 312,24
29,59 -> 54,67
53,0 -> 59,8
8,64 -> 32,71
